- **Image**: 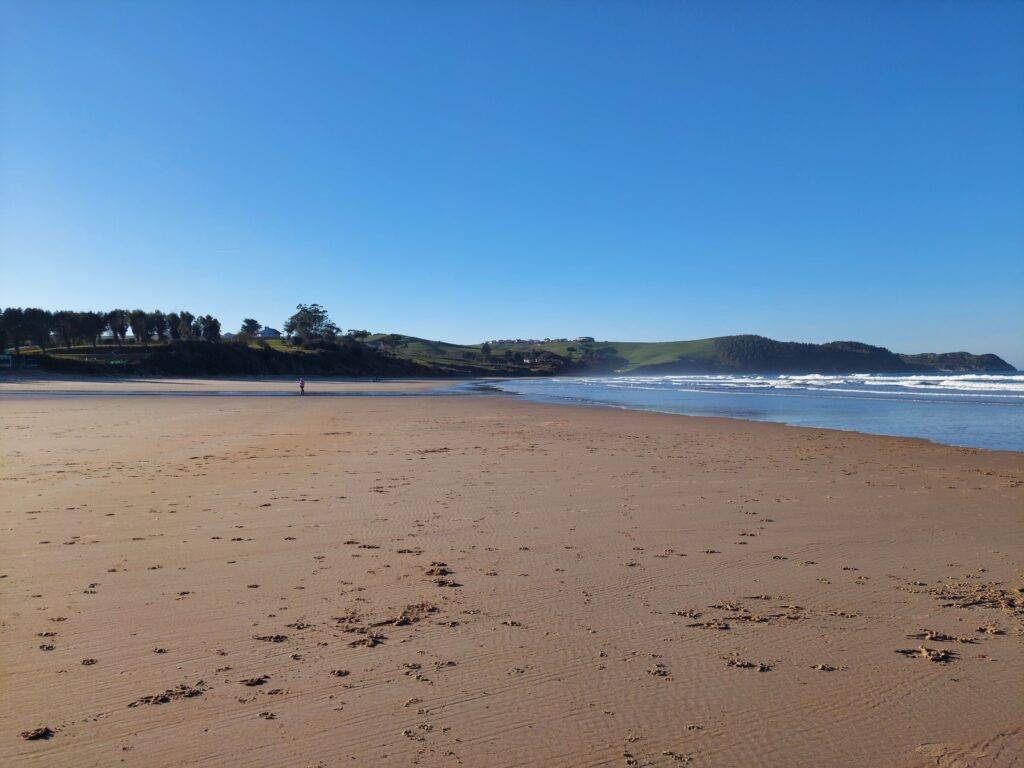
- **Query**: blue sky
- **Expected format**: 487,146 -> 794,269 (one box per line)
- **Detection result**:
2,1 -> 1022,364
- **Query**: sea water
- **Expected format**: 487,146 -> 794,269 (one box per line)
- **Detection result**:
493,373 -> 1024,452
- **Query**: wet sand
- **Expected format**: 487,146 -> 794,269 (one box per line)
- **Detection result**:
2,393 -> 1022,767
0,374 -> 453,394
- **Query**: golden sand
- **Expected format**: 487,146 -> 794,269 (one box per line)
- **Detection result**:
2,389 -> 1022,766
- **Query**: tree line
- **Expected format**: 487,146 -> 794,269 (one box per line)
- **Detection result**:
0,307 -> 222,353
0,303 -> 362,354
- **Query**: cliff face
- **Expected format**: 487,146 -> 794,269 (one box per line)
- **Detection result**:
625,336 -> 1016,375
898,352 -> 1017,373
711,336 -> 918,374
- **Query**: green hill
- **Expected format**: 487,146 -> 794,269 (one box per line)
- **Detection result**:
357,333 -> 1014,375
18,333 -> 1015,377
562,336 -> 1013,374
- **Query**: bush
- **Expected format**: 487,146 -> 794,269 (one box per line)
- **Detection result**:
300,338 -> 342,352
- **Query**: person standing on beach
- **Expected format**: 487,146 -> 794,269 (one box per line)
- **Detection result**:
298,377 -> 305,395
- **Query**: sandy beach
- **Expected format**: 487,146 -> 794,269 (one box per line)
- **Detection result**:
2,388 -> 1022,767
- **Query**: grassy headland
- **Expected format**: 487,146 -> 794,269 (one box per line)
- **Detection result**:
11,333 -> 1016,377
6,332 -> 1015,379
3,305 -> 1013,376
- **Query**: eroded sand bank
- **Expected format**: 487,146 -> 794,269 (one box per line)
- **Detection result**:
2,394 -> 1022,767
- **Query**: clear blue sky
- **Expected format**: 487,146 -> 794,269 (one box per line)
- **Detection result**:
2,1 -> 1022,364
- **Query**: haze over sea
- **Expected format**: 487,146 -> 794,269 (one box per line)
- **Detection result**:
495,373 -> 1024,452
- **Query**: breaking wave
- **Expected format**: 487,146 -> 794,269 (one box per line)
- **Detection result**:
543,373 -> 1024,400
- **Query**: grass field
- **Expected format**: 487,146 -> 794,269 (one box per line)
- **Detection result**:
364,333 -> 723,372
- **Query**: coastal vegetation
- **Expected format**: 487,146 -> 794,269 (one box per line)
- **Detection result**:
0,306 -> 1015,376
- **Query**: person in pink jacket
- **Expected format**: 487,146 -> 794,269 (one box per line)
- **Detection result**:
298,377 -> 305,395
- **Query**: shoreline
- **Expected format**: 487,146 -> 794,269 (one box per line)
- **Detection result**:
0,373 -> 464,393
507,393 -> 1024,457
492,376 -> 1024,454
3,372 -> 1022,455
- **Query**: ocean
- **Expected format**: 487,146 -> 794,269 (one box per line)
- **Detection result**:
492,373 -> 1024,452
